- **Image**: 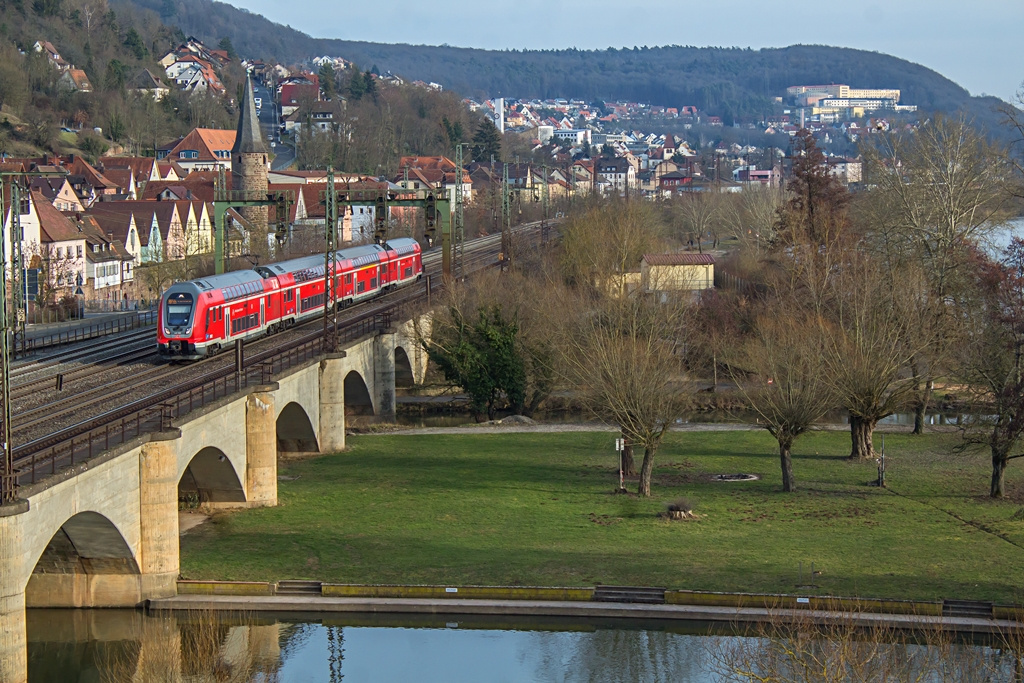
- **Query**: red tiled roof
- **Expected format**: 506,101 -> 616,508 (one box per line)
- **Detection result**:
643,253 -> 715,266
33,191 -> 84,242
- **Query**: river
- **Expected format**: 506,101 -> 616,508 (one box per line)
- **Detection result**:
27,609 -> 1023,682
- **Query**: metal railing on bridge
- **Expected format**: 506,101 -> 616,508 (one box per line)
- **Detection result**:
9,293 -> 415,490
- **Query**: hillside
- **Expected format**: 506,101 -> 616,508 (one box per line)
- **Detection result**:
125,0 -> 1010,131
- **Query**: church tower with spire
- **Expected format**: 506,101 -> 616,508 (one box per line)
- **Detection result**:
232,75 -> 269,237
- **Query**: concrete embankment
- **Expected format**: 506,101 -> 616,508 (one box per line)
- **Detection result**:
149,582 -> 1023,635
149,594 -> 1021,634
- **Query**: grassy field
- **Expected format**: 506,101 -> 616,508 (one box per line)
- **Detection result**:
179,428 -> 1024,604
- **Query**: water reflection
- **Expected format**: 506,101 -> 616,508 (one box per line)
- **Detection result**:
28,610 -> 730,682
27,609 -> 1024,683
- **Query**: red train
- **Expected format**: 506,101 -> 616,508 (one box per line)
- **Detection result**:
158,238 -> 423,360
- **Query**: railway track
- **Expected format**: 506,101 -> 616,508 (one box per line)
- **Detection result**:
8,219 -> 552,487
11,328 -> 156,380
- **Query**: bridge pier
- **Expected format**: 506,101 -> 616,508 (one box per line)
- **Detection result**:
0,592 -> 26,683
0,500 -> 29,683
139,435 -> 181,599
374,330 -> 397,422
319,352 -> 347,453
246,387 -> 278,507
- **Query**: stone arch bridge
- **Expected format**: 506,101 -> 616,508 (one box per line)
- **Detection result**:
0,316 -> 429,683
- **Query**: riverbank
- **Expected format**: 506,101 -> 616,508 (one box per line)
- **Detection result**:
179,429 -> 1024,604
148,593 -> 1024,635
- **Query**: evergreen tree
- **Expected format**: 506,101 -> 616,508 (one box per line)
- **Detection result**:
318,62 -> 336,100
347,65 -> 365,101
425,305 -> 526,420
123,28 -> 148,60
218,36 -> 236,60
363,71 -> 377,101
471,117 -> 501,162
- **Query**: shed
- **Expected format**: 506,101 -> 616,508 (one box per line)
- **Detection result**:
641,253 -> 715,293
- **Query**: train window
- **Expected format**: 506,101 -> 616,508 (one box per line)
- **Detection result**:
403,267 -> 412,278
345,274 -> 352,285
165,293 -> 193,326
357,280 -> 366,293
370,277 -> 377,289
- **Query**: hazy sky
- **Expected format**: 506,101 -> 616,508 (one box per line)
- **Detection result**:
235,0 -> 1023,103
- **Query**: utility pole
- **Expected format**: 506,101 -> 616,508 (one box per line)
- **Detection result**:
9,182 -> 25,355
323,168 -> 337,353
541,163 -> 550,244
0,170 -> 66,503
501,162 -> 512,269
212,167 -> 289,275
0,187 -> 12,504
453,143 -> 465,279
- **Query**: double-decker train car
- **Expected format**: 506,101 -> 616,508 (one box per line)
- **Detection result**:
158,238 -> 422,360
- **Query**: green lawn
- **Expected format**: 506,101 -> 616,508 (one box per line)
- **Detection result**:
179,429 -> 1024,604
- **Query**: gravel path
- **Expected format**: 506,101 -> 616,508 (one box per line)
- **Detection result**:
359,420 -> 956,437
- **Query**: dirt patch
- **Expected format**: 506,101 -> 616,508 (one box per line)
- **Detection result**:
179,511 -> 210,535
588,512 -> 622,526
346,423 -> 413,435
277,450 -> 322,464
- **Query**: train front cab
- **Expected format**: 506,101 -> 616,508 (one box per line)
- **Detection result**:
158,285 -> 209,360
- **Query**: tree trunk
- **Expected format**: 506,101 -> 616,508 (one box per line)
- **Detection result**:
638,446 -> 656,497
779,437 -> 795,492
621,430 -> 636,477
849,414 -> 878,460
992,451 -> 1008,498
711,351 -> 718,393
913,378 -> 933,435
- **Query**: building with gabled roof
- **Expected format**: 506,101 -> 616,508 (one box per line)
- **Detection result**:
130,69 -> 169,100
165,128 -> 237,172
29,177 -> 84,212
60,68 -> 92,93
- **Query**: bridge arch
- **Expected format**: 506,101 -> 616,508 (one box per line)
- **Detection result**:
344,370 -> 375,416
394,345 -> 415,388
24,510 -> 140,610
277,401 -> 319,453
29,511 -> 139,581
179,446 -> 246,505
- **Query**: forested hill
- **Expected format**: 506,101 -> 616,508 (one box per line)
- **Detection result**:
124,0 -> 1008,128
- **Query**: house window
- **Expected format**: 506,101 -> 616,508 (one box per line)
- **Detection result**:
76,245 -> 82,258
180,150 -> 199,159
56,247 -> 63,258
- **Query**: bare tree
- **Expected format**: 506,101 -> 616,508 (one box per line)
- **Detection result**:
731,310 -> 836,492
823,254 -> 924,459
558,201 -> 665,297
956,240 -> 1024,498
861,116 -> 1014,434
733,184 -> 786,255
673,192 -> 721,252
1002,82 -> 1024,198
560,294 -> 693,497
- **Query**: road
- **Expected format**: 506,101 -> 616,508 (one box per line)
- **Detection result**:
252,82 -> 295,170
